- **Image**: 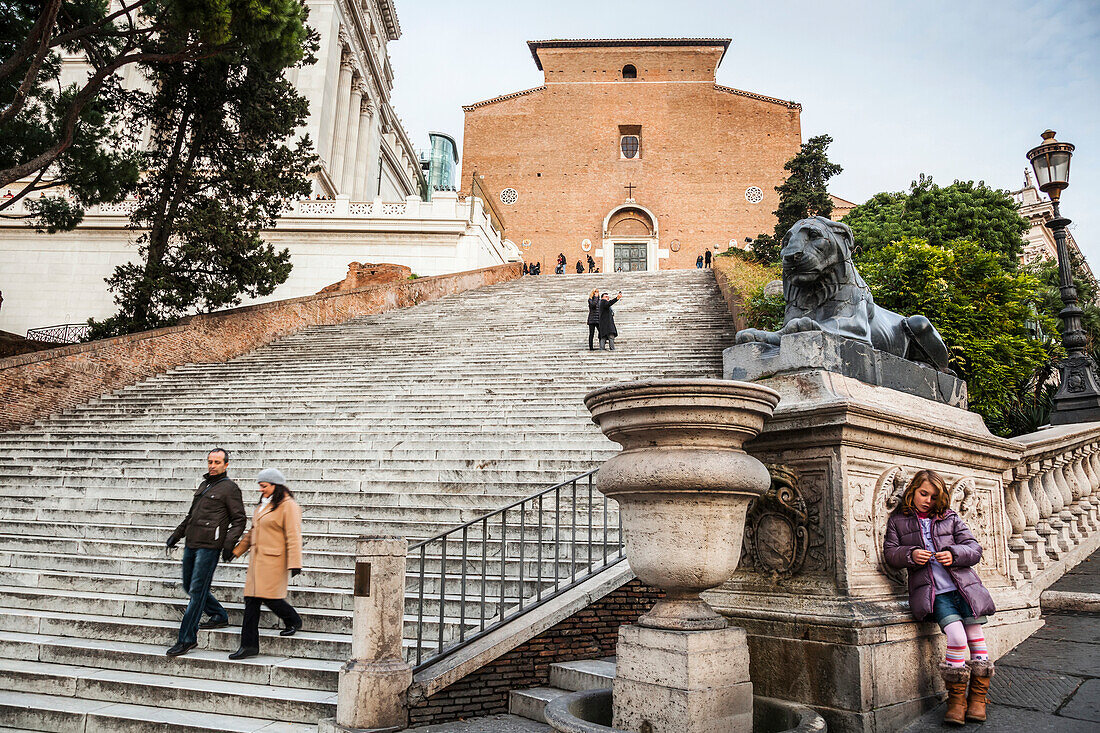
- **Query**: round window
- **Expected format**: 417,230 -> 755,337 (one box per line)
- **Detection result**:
670,240 -> 681,252
500,188 -> 519,205
581,239 -> 592,252
745,186 -> 764,204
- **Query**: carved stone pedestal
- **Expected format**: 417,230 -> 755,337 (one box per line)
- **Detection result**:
718,341 -> 1039,733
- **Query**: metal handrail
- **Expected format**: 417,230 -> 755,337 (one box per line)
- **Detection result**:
25,323 -> 90,344
407,469 -> 624,672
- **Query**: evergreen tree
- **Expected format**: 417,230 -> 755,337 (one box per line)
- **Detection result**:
87,5 -> 317,338
843,176 -> 1028,266
0,0 -> 308,232
749,134 -> 843,263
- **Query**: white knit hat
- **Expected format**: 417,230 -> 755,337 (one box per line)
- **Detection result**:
257,468 -> 287,485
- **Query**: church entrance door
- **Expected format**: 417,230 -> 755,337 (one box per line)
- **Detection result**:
615,243 -> 648,272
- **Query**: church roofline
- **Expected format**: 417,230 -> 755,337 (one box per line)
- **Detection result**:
527,38 -> 732,70
463,85 -> 547,111
713,84 -> 801,110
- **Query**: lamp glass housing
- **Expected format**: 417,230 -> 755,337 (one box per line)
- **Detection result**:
1027,131 -> 1074,197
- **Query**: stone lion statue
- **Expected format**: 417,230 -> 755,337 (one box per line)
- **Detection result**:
735,217 -> 951,372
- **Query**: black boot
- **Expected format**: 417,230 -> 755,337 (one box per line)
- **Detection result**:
280,622 -> 302,637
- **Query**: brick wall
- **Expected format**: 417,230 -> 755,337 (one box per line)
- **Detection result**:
0,263 -> 522,432
461,41 -> 801,272
408,578 -> 663,725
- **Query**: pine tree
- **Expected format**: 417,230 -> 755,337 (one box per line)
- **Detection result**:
87,4 -> 318,338
749,134 -> 843,263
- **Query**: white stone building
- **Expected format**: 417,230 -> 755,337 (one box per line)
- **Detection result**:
0,0 -> 519,336
1012,169 -> 1092,279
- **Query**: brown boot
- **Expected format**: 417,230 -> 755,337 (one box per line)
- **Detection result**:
966,659 -> 995,722
939,662 -> 970,725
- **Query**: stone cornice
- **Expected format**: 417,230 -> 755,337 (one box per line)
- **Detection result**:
462,86 -> 547,111
713,84 -> 801,110
377,0 -> 401,41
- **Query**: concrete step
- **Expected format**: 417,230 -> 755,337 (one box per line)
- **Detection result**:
0,663 -> 334,725
549,658 -> 616,691
507,687 -> 570,724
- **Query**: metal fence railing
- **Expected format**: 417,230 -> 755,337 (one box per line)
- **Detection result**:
26,323 -> 90,344
407,469 -> 624,671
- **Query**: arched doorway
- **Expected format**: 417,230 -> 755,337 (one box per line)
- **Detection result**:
597,204 -> 666,272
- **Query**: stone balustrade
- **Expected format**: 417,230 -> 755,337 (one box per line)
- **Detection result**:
1005,423 -> 1100,586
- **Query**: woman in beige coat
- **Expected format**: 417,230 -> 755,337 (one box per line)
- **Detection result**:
228,468 -> 303,659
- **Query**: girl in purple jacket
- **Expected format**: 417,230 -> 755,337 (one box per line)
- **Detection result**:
884,469 -> 995,726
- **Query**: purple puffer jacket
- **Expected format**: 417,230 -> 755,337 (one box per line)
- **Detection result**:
883,509 -> 995,622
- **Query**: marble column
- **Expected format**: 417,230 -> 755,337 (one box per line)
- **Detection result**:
329,57 -> 355,190
341,83 -> 365,195
352,98 -> 375,200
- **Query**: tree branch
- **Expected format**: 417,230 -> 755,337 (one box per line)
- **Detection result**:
0,0 -> 62,83
0,46 -> 211,189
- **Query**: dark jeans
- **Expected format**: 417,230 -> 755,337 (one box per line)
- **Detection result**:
588,324 -> 597,349
178,546 -> 226,645
241,596 -> 302,650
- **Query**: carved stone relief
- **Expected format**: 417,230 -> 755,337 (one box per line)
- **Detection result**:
740,464 -> 826,579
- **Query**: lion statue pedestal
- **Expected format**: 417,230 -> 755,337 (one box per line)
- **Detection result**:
725,331 -> 968,408
712,220 -> 1039,732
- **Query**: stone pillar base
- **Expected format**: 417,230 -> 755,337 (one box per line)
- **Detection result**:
317,719 -> 401,733
612,624 -> 753,733
336,658 -> 412,731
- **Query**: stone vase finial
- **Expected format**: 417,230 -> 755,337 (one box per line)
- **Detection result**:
585,379 -> 780,630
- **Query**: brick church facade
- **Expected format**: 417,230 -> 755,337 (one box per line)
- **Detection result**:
461,38 -> 802,271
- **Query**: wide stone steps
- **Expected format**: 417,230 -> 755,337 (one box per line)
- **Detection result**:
0,689 -> 317,733
0,658 -> 335,724
508,658 -> 617,723
0,269 -> 731,730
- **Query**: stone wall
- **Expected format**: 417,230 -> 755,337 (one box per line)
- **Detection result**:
0,262 -> 522,432
407,579 -> 662,725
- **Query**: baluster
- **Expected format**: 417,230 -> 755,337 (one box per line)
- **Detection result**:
1003,467 -> 1032,580
1070,449 -> 1091,535
1041,459 -> 1070,556
1053,456 -> 1081,546
1017,462 -> 1048,572
1082,443 -> 1100,530
1032,460 -> 1059,561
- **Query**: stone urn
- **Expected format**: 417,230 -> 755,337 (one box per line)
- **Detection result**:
584,379 -> 780,630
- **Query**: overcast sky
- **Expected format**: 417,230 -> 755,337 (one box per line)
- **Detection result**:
388,0 -> 1100,262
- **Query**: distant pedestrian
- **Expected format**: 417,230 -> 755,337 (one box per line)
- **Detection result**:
587,288 -> 600,350
534,262 -> 541,275
165,449 -> 247,657
883,469 -> 996,725
523,262 -> 529,275
576,260 -> 584,273
704,249 -> 712,268
696,254 -> 704,269
587,254 -> 596,273
228,468 -> 304,660
598,291 -> 622,350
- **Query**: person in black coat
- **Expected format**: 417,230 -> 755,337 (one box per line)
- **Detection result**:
587,254 -> 596,273
598,291 -> 622,351
704,248 -> 712,268
587,289 -> 600,350
576,260 -> 584,273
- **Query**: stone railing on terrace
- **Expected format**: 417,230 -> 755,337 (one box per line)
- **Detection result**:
1005,423 -> 1100,589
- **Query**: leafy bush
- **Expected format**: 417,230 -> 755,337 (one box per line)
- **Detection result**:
855,237 -> 1059,435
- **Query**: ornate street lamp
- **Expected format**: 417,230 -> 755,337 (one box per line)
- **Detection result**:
1027,130 -> 1100,423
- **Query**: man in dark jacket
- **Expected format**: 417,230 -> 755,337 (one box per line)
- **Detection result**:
165,448 -> 247,656
598,291 -> 622,350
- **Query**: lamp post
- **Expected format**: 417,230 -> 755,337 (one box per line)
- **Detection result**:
1027,130 -> 1100,424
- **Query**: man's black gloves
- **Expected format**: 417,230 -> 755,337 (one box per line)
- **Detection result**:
290,568 -> 301,577
222,549 -> 234,562
166,537 -> 178,549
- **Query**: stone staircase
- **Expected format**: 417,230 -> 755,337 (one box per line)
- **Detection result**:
508,658 -> 616,725
0,270 -> 734,732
